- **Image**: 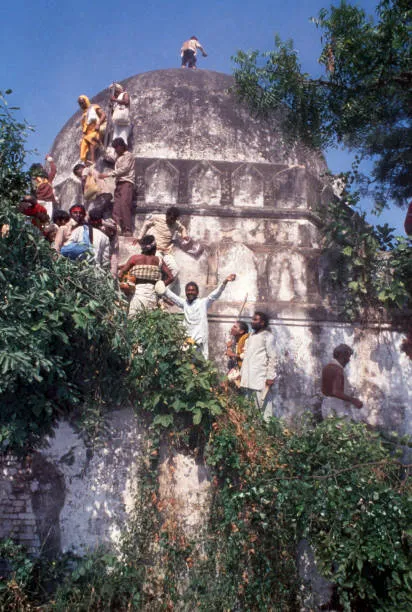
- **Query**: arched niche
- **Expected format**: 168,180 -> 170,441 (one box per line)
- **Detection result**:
267,250 -> 308,301
232,164 -> 264,208
145,160 -> 179,204
188,162 -> 221,206
273,166 -> 307,209
217,243 -> 258,302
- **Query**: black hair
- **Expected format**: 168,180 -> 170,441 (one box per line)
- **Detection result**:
52,209 -> 70,223
140,234 -> 157,255
185,281 -> 199,292
88,208 -> 104,222
29,163 -> 47,178
73,163 -> 85,175
333,344 -> 353,359
254,311 -> 269,328
237,321 -> 249,334
112,137 -> 126,148
166,206 -> 180,219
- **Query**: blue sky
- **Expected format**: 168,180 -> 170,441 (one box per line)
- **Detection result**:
0,0 -> 405,232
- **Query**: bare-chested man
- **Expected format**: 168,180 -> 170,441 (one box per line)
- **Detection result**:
321,344 -> 363,420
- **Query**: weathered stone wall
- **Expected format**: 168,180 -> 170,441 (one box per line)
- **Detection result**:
0,409 -> 211,556
1,69 -> 409,558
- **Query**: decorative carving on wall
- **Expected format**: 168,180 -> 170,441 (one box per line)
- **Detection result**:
145,160 -> 179,204
232,164 -> 264,208
188,162 -> 222,206
273,166 -> 307,209
267,250 -> 308,301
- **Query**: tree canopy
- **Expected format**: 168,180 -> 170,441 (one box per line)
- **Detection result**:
232,0 -> 411,210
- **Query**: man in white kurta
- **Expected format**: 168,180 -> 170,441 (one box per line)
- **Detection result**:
321,344 -> 363,421
240,312 -> 278,421
163,274 -> 236,359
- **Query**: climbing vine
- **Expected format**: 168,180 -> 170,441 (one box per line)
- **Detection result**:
321,199 -> 412,321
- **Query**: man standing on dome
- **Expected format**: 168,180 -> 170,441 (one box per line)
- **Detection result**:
180,36 -> 207,69
109,83 -> 131,146
78,95 -> 107,164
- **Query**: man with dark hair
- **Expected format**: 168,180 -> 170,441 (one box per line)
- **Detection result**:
29,154 -> 57,220
226,320 -> 250,386
135,206 -> 188,283
226,320 -> 249,369
160,274 -> 236,359
52,210 -> 70,227
118,235 -> 173,314
99,138 -> 135,236
321,344 -> 363,420
88,209 -> 118,277
54,204 -> 87,253
18,195 -> 49,230
240,312 -> 277,419
180,35 -> 207,69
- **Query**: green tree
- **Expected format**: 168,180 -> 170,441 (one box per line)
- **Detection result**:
233,0 -> 411,210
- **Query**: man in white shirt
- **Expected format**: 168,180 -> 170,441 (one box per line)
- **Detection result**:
162,274 -> 236,359
240,312 -> 278,420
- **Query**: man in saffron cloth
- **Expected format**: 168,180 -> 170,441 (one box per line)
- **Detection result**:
78,95 -> 107,163
321,344 -> 363,421
159,274 -> 236,359
118,235 -> 173,315
226,320 -> 249,386
240,312 -> 277,420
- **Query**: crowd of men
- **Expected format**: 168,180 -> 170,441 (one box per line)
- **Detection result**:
14,34 -> 367,423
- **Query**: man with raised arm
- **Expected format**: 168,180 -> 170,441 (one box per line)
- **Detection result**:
160,274 -> 236,359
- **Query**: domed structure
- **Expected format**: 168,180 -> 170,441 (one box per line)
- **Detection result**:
1,70 -> 409,562
50,68 -> 410,428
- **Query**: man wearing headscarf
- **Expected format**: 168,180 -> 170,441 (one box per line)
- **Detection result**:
54,204 -> 87,253
118,235 -> 173,315
78,95 -> 107,163
110,83 -> 131,145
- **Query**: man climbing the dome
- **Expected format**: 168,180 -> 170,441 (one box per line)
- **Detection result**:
118,235 -> 174,315
180,36 -> 207,69
134,206 -> 188,284
78,95 -> 107,164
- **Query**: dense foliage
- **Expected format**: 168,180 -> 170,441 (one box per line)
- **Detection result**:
1,92 -> 410,610
321,201 -> 412,319
1,406 -> 411,611
232,0 -> 411,210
